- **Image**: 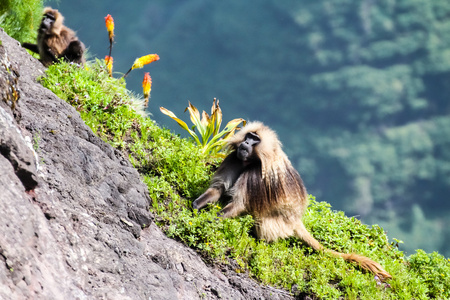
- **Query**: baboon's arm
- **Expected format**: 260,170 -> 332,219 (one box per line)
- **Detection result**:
22,43 -> 39,53
192,188 -> 221,210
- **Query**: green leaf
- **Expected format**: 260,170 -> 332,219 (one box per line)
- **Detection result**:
160,106 -> 200,144
185,102 -> 206,138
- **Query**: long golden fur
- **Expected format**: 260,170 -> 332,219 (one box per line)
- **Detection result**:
22,7 -> 85,67
193,121 -> 391,280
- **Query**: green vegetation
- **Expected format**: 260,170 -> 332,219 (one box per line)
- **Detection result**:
0,0 -> 44,43
40,61 -> 450,299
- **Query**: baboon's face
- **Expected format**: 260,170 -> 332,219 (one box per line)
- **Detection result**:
40,12 -> 55,33
236,132 -> 260,162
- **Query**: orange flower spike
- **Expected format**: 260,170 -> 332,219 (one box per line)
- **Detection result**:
132,54 -> 160,70
105,14 -> 115,42
105,56 -> 113,77
142,72 -> 152,106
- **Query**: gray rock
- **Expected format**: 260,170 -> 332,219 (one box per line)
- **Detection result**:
0,28 -> 297,300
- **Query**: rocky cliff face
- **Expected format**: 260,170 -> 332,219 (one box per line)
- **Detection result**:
0,29 -> 296,300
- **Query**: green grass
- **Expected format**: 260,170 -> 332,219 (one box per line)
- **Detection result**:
0,0 -> 44,44
41,60 -> 450,299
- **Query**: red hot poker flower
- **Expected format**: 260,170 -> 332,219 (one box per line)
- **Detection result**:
105,14 -> 115,58
142,72 -> 152,106
105,14 -> 115,42
132,54 -> 160,70
122,54 -> 160,78
105,56 -> 113,77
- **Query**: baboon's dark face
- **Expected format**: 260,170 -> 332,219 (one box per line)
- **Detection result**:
40,13 -> 55,33
236,132 -> 260,162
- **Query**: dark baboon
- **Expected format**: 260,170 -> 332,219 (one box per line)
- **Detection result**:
22,7 -> 85,67
193,121 -> 391,280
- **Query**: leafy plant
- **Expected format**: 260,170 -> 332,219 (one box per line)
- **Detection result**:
160,98 -> 246,156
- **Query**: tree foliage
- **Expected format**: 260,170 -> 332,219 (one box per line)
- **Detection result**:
273,0 -> 450,256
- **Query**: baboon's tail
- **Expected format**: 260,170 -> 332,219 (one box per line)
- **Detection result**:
294,223 -> 392,280
328,250 -> 392,280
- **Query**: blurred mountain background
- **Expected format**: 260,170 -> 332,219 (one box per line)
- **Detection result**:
47,0 -> 450,256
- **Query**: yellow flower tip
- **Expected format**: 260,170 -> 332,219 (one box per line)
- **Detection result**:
142,72 -> 152,98
132,54 -> 160,70
189,221 -> 192,226
105,14 -> 115,39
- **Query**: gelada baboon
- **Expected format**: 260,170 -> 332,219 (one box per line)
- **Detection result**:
22,7 -> 85,67
193,121 -> 391,280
